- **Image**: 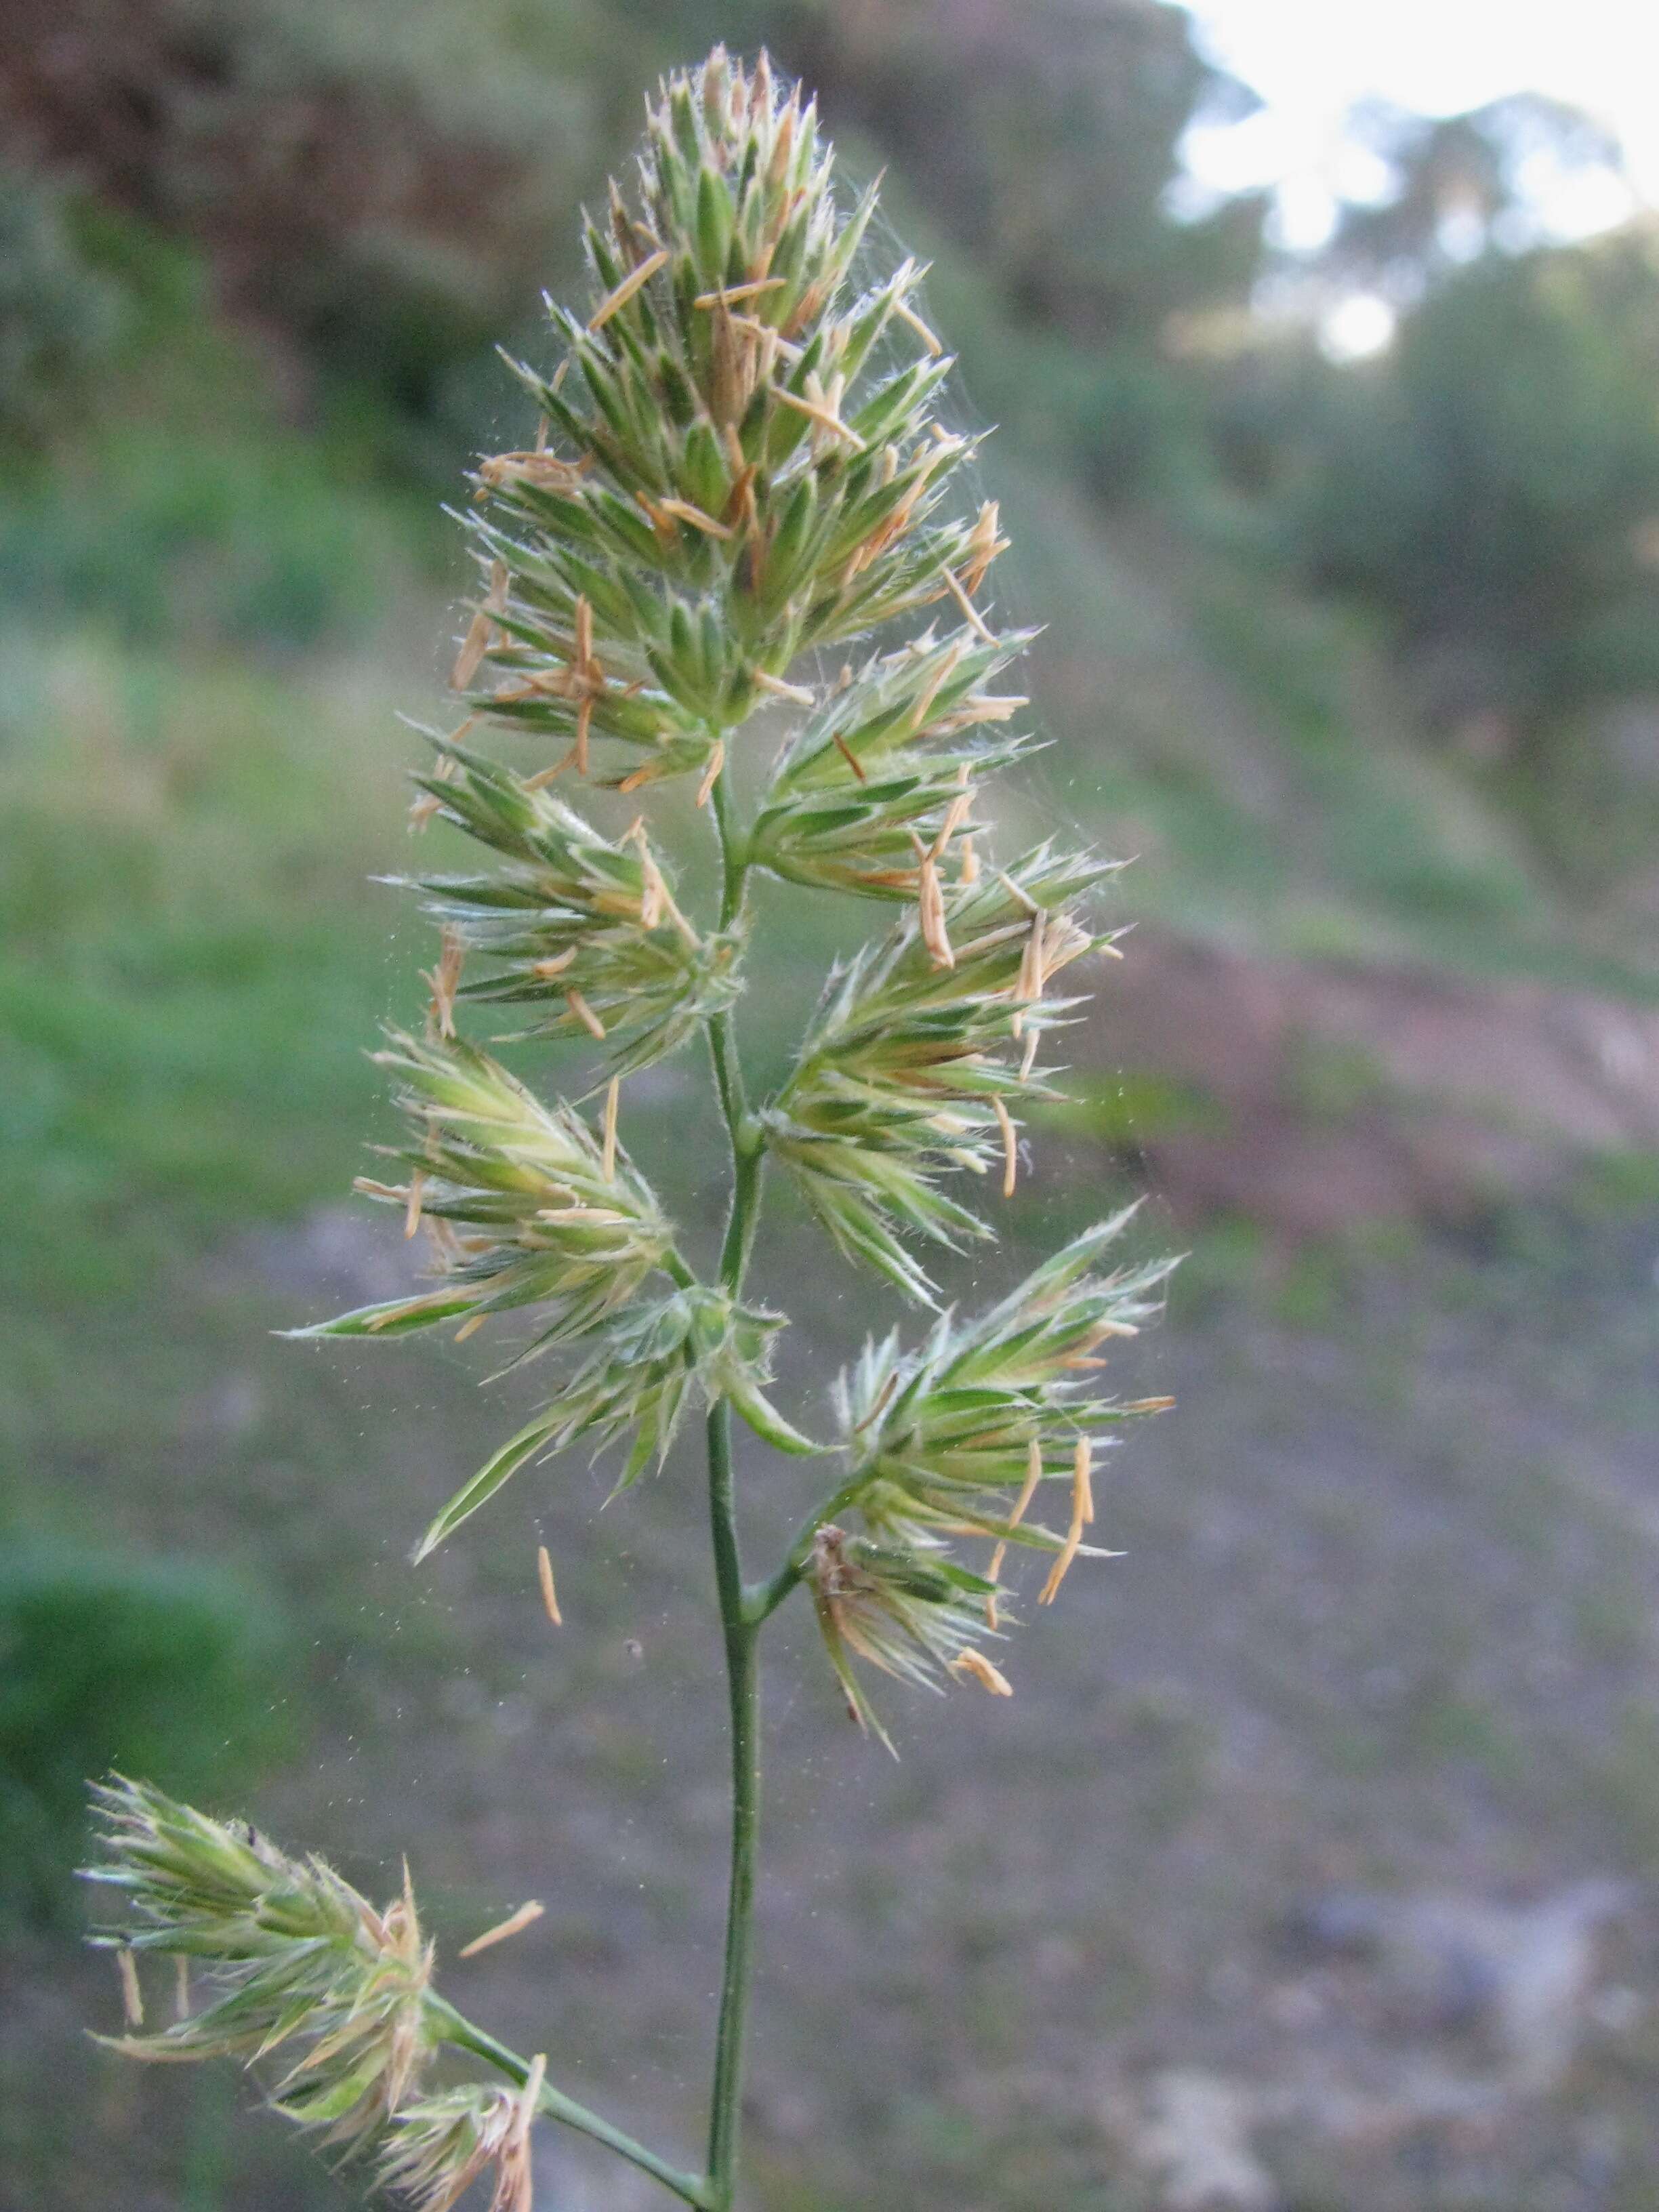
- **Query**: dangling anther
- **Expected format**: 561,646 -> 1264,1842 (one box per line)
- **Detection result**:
992,1095 -> 1018,1199
602,1077 -> 620,1183
937,562 -> 996,643
949,1647 -> 1013,1696
1038,1435 -> 1094,1606
450,562 -> 509,691
912,834 -> 954,970
536,1543 -> 562,1626
986,1437 -> 1043,1626
588,247 -> 668,331
459,1899 -> 546,1959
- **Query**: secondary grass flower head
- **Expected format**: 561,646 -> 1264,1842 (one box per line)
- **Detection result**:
84,1778 -> 441,2160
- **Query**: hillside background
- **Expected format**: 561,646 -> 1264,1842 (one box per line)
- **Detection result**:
3,3 -> 1659,2207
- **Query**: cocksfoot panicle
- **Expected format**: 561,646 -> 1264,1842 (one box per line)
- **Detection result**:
89,47 -> 1178,2212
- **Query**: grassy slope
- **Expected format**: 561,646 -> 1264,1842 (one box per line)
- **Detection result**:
1002,468 -> 1659,1001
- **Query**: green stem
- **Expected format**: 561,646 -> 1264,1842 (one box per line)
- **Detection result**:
433,2001 -> 712,2207
703,760 -> 764,2209
704,1401 -> 760,2206
747,1473 -> 868,1626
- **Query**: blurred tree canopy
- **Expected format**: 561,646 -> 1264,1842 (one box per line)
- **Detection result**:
1322,92 -> 1632,293
783,0 -> 1264,343
5,0 -> 1659,855
1290,231 -> 1659,752
0,0 -> 1263,484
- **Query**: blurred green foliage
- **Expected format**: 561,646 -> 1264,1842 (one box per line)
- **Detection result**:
0,629 -> 419,1305
1291,235 -> 1659,746
0,190 -> 430,651
0,167 -> 131,442
0,1547 -> 298,1925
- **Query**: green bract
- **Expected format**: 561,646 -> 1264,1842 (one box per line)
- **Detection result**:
89,49 -> 1177,2212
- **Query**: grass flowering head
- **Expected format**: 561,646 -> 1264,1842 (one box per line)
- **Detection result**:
87,47 -> 1179,2212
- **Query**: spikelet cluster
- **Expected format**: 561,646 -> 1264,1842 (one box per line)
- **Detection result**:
84,1779 -> 441,2162
749,629 -> 1028,899
300,1033 -> 673,1345
806,1525 -> 1002,1754
464,47 -> 997,789
378,2085 -> 533,2212
764,846 -> 1118,1297
804,1214 -> 1176,1736
402,734 -> 742,1075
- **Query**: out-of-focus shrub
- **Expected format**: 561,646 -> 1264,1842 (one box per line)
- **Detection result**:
0,165 -> 129,443
0,1546 -> 300,1925
0,194 -> 424,651
0,426 -> 405,652
1290,235 -> 1659,747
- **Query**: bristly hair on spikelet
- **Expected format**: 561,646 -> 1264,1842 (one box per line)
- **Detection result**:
89,46 -> 1182,2212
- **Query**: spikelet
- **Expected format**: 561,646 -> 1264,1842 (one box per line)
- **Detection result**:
83,1780 -> 441,2164
297,1033 -> 673,1350
408,1284 -> 803,1562
796,1213 -> 1177,1734
459,49 -> 996,787
378,2087 -> 524,2212
398,735 -> 740,1076
750,630 -> 1034,901
805,1525 -> 1000,1755
761,848 -> 1120,1300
